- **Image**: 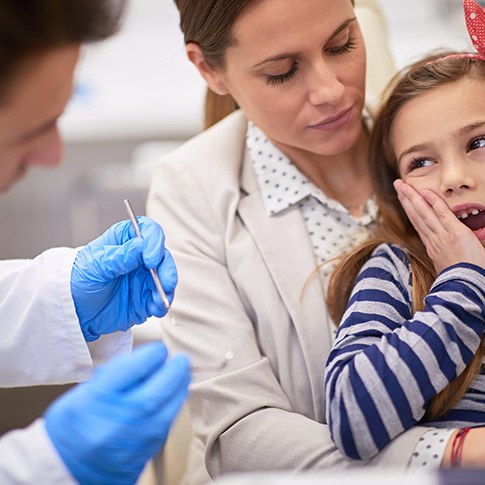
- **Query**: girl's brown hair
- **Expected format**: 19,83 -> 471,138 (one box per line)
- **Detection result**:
174,0 -> 355,129
327,52 -> 485,421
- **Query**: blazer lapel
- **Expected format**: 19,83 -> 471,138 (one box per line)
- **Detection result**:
238,149 -> 332,416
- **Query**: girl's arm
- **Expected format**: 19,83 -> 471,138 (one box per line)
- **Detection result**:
325,244 -> 485,460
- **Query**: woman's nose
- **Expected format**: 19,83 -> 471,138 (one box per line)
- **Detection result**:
440,159 -> 477,195
307,61 -> 345,107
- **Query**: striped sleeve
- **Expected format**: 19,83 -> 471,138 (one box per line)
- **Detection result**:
324,244 -> 485,460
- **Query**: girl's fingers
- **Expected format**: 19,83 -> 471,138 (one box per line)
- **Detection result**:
394,181 -> 443,237
397,190 -> 428,236
396,180 -> 467,234
420,189 -> 466,231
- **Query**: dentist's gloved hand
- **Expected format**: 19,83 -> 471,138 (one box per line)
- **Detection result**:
71,216 -> 177,341
44,342 -> 191,485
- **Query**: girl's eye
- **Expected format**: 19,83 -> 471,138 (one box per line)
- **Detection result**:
408,158 -> 434,172
265,63 -> 299,86
468,136 -> 485,151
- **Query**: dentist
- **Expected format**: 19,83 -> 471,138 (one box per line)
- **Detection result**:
0,1 -> 190,483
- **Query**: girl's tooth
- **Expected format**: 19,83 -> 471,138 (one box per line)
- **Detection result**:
460,213 -> 469,219
471,209 -> 480,216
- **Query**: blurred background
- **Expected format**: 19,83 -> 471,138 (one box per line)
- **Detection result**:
0,0 -> 478,481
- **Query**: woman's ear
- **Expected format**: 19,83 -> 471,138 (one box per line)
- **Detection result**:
186,42 -> 229,95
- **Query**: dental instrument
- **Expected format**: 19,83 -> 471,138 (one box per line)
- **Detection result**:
123,198 -> 171,311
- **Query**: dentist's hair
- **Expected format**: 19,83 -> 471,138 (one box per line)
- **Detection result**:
173,0 -> 355,129
0,0 -> 126,102
327,51 -> 485,421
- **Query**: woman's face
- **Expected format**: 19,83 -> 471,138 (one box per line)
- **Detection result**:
392,77 -> 485,243
208,0 -> 366,161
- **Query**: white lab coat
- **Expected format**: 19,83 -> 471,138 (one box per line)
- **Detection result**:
0,247 -> 132,483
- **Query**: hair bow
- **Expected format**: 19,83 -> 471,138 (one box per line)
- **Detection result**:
464,0 -> 485,56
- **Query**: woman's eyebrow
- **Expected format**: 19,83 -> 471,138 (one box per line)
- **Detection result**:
252,17 -> 357,68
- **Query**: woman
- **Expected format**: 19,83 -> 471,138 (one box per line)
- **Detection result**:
147,0 -> 466,482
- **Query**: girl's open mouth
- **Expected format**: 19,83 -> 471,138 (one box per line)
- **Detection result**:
452,204 -> 485,242
456,208 -> 485,242
458,208 -> 485,231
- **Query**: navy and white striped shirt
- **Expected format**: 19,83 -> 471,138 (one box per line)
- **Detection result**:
325,243 -> 485,460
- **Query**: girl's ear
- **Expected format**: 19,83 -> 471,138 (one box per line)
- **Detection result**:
186,42 -> 229,95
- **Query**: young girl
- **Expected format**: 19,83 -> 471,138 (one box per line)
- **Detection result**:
325,0 -> 485,464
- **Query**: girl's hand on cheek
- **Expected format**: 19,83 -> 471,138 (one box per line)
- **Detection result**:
393,179 -> 485,274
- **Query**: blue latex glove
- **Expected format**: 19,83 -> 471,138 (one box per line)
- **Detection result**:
44,342 -> 191,485
71,216 -> 177,341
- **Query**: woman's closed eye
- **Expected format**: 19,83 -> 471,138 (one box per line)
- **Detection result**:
264,62 -> 299,86
263,27 -> 357,86
324,22 -> 358,57
325,35 -> 357,56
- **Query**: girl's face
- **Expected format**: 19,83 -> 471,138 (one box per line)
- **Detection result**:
200,0 -> 366,162
392,77 -> 485,240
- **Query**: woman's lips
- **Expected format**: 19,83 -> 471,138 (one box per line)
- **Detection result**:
309,106 -> 353,132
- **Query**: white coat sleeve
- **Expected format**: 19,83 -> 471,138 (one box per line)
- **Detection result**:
0,418 -> 75,484
0,247 -> 132,387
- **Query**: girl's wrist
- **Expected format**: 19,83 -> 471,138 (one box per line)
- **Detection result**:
442,427 -> 484,468
442,429 -> 460,467
450,427 -> 471,467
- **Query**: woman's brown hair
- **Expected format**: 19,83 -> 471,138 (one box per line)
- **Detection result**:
174,0 -> 355,129
327,52 -> 485,421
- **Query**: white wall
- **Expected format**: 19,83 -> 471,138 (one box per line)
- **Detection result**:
61,0 -> 205,143
377,0 -> 471,68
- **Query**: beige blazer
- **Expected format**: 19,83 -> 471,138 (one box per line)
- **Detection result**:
147,111 -> 431,485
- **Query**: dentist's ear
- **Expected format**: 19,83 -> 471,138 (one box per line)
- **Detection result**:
186,42 -> 229,96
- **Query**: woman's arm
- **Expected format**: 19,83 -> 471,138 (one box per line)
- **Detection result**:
325,244 -> 485,460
